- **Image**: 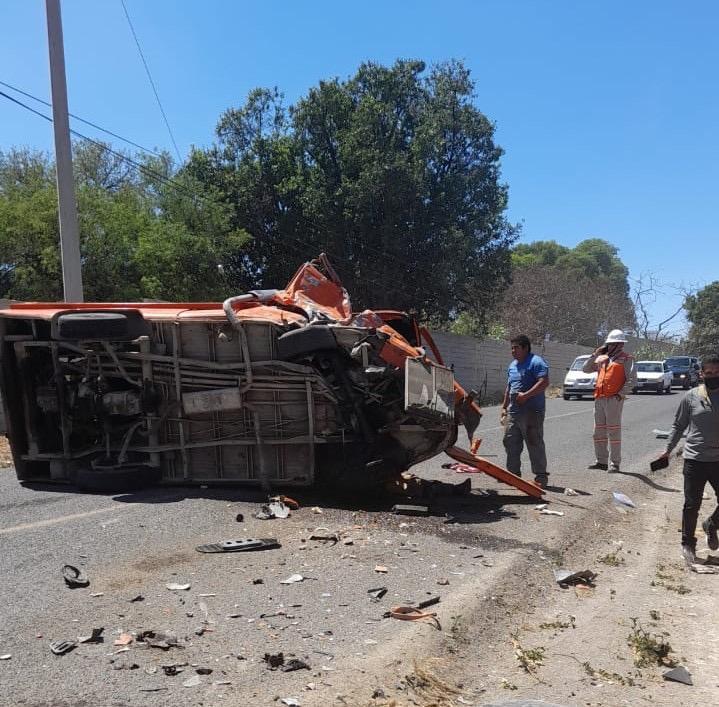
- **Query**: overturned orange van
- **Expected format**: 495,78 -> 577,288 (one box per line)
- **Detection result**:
0,255 -> 484,492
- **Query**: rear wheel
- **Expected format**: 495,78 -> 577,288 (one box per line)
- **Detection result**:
563,394 -> 570,401
57,312 -> 130,340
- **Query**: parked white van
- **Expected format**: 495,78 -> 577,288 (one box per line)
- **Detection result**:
562,355 -> 597,400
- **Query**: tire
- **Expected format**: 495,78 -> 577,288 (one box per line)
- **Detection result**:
664,383 -> 671,394
632,388 -> 638,394
563,394 -> 570,400
57,312 -> 129,340
75,466 -> 156,493
277,325 -> 337,360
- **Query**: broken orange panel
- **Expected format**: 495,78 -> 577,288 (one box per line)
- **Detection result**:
376,325 -> 420,368
445,446 -> 544,498
278,262 -> 351,321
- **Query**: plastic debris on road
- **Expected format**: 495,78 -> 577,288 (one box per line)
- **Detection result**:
77,628 -> 104,644
392,504 -> 429,516
663,665 -> 693,685
165,582 -> 191,591
138,630 -> 181,649
374,565 -> 388,573
255,500 -> 290,520
182,674 -> 202,688
281,574 -> 305,584
309,529 -> 339,545
653,429 -> 670,439
553,569 -> 597,586
0,655 -> 11,660
540,509 -> 564,516
281,658 -> 310,672
281,698 -> 301,706
612,492 -> 636,508
368,587 -> 387,601
49,640 -> 77,655
563,488 -> 579,496
690,563 -> 719,574
62,564 -> 89,588
264,652 -> 285,669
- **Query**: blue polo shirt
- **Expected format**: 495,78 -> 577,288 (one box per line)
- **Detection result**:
507,353 -> 549,413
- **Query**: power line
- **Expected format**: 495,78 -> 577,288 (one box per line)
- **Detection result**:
119,0 -> 182,162
0,79 -> 164,157
0,89 -> 206,207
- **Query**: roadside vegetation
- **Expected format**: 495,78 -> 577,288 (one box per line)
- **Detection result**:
1,58 -> 710,349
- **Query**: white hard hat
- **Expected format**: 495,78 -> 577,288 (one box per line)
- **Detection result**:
605,328 -> 627,344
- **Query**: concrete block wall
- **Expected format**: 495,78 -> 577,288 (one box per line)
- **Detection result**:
429,331 -> 593,402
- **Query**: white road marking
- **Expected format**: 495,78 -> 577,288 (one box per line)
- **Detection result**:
0,504 -> 128,536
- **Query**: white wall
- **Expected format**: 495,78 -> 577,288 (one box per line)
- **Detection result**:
429,332 -> 649,401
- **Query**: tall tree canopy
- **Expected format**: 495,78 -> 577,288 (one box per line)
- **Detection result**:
685,282 -> 719,356
187,59 -> 518,326
499,238 -> 635,344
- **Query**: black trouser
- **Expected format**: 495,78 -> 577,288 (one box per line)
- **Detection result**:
682,459 -> 719,548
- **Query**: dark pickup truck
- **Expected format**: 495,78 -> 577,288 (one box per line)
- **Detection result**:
664,356 -> 700,389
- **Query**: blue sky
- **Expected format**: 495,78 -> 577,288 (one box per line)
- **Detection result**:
1,0 -> 717,333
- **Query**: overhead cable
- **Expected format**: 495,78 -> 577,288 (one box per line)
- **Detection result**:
119,0 -> 182,162
0,78 -> 164,158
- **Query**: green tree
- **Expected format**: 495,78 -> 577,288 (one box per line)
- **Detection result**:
187,59 -> 518,327
0,142 -> 243,301
511,240 -> 569,268
685,282 -> 719,356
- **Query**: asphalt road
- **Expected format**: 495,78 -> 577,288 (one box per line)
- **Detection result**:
0,390 -> 683,706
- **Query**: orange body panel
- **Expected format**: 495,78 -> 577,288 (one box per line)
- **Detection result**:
445,446 -> 544,498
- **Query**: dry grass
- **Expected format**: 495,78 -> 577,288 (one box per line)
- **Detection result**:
370,659 -> 462,707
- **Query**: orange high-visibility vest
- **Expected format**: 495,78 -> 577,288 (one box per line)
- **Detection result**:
594,356 -> 627,398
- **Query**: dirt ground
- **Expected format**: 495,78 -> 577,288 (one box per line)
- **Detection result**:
345,463 -> 719,707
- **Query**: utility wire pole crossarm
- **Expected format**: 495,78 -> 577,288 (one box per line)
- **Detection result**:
45,0 -> 83,302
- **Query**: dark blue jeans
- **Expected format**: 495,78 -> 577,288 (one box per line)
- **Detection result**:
503,410 -> 547,480
682,459 -> 719,548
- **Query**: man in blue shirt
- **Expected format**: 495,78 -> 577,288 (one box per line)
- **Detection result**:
500,334 -> 550,488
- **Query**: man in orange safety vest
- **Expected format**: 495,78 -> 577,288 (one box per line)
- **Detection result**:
582,329 -> 636,472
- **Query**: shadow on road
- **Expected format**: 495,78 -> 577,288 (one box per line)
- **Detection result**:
609,470 -> 681,493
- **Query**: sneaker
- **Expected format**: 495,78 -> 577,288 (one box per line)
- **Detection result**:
587,462 -> 608,471
681,545 -> 696,566
609,464 -> 620,473
534,475 -> 549,489
703,519 -> 719,551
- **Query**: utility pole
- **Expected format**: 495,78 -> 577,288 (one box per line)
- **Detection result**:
45,0 -> 83,301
